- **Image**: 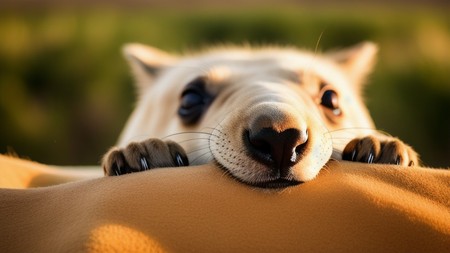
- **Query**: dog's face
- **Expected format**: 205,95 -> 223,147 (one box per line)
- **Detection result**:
118,43 -> 377,187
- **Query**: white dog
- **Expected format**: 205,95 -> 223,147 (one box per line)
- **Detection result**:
102,42 -> 418,188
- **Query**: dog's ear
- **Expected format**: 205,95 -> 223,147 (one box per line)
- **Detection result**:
328,41 -> 378,89
123,43 -> 177,91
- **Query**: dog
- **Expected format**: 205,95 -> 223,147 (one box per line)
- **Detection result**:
102,42 -> 418,188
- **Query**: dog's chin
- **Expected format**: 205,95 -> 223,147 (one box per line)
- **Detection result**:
214,160 -> 303,189
248,178 -> 302,189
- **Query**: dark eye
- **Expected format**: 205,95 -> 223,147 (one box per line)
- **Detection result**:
320,89 -> 342,116
178,77 -> 212,125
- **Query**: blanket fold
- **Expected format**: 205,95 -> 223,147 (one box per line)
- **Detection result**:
0,155 -> 448,253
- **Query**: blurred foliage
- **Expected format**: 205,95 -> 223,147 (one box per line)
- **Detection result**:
0,7 -> 449,166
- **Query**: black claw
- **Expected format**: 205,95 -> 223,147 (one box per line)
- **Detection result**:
140,157 -> 150,170
112,163 -> 130,175
175,152 -> 189,167
342,148 -> 357,162
351,149 -> 357,161
367,151 -> 374,164
176,154 -> 184,166
112,163 -> 121,176
395,156 -> 401,165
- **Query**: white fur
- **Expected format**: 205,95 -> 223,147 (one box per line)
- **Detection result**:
118,43 -> 377,183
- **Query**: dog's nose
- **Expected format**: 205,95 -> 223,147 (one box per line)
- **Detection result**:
244,127 -> 308,176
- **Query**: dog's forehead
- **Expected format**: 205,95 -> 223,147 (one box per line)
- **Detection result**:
178,48 -> 340,84
191,49 -> 316,71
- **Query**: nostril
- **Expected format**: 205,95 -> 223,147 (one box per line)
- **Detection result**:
294,142 -> 307,160
249,139 -> 271,156
295,144 -> 303,155
244,127 -> 309,170
245,130 -> 273,162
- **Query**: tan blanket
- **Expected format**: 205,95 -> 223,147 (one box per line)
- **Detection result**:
0,154 -> 448,252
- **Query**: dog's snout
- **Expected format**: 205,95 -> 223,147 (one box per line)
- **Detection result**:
244,127 -> 308,175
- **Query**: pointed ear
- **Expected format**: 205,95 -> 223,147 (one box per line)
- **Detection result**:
328,41 -> 378,89
122,43 -> 177,91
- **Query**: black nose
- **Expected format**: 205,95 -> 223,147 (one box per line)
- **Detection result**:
244,127 -> 308,176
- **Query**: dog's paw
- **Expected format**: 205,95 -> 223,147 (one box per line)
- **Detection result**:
342,135 -> 419,166
102,139 -> 189,176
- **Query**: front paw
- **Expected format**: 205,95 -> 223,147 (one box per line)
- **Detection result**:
342,136 -> 419,166
102,139 -> 189,176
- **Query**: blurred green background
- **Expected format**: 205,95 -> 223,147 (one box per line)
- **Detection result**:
0,1 -> 449,167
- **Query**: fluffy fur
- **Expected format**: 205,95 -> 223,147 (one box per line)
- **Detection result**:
103,42 -> 418,187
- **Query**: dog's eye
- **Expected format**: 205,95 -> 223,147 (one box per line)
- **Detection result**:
320,89 -> 342,116
181,91 -> 203,109
178,77 -> 212,125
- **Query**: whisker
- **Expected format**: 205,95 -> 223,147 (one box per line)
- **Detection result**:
331,148 -> 343,160
202,126 -> 227,137
201,127 -> 226,136
329,157 -> 340,162
330,142 -> 352,147
186,146 -> 212,155
302,31 -> 328,86
126,131 -> 215,145
372,129 -> 393,137
177,137 -> 213,144
190,151 -> 214,165
330,142 -> 351,146
329,139 -> 355,144
164,131 -> 212,137
314,31 -> 324,55
328,137 -> 356,140
162,131 -> 217,140
320,165 -> 331,175
332,148 -> 343,154
325,127 -> 379,134
201,126 -> 216,130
